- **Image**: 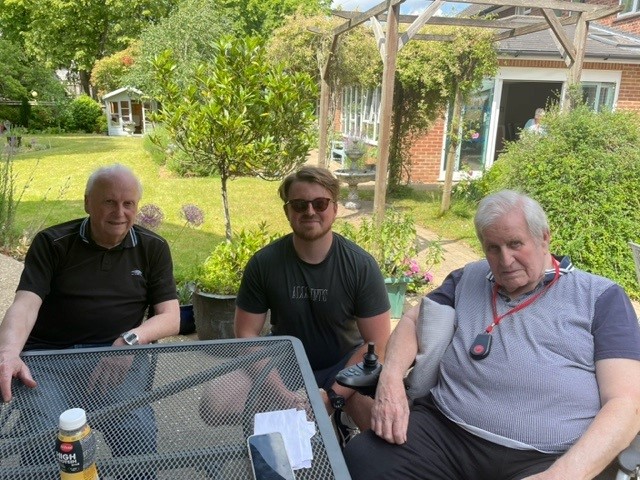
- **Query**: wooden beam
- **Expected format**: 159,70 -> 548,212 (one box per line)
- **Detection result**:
413,34 -> 455,42
494,14 -> 579,41
334,11 -> 519,30
542,8 -> 576,63
371,17 -> 386,60
462,0 -> 600,13
398,0 -> 443,51
332,0 -> 405,36
583,5 -> 622,22
373,2 -> 400,224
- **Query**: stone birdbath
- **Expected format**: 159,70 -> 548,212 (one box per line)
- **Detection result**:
335,154 -> 376,210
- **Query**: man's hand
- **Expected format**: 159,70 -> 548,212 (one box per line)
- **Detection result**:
0,353 -> 37,402
371,375 -> 410,444
87,355 -> 134,395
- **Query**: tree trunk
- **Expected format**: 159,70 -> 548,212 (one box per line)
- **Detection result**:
440,84 -> 463,214
79,70 -> 92,98
220,174 -> 233,242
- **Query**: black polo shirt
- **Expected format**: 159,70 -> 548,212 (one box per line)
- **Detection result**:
18,218 -> 177,350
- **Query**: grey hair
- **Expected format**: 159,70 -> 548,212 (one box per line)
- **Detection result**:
85,164 -> 142,198
474,190 -> 549,244
534,108 -> 545,118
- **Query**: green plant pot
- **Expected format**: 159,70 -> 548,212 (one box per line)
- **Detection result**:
385,277 -> 411,319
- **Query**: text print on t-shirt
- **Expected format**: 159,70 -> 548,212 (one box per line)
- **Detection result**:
291,285 -> 328,302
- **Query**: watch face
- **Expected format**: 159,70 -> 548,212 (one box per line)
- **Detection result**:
328,389 -> 345,409
122,332 -> 139,345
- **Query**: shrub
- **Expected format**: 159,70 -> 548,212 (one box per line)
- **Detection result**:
62,95 -> 104,133
195,223 -> 282,295
479,104 -> 640,298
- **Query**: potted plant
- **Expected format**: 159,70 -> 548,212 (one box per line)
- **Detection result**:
192,222 -> 281,340
176,280 -> 196,335
338,210 -> 442,318
4,126 -> 28,148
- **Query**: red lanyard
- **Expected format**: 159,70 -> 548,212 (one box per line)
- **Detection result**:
485,257 -> 560,334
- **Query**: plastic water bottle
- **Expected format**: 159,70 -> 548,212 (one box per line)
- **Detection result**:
56,408 -> 99,480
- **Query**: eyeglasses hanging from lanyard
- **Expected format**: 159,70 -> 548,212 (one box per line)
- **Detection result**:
469,257 -> 560,360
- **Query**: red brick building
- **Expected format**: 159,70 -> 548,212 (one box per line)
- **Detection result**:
337,2 -> 640,185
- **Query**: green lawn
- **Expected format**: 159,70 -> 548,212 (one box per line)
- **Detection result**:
7,134 -> 478,281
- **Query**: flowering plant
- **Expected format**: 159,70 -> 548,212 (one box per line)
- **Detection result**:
344,134 -> 366,154
402,258 -> 436,294
338,210 -> 442,294
136,203 -> 204,249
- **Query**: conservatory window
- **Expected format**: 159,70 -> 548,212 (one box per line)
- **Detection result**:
341,85 -> 381,144
581,82 -> 616,112
620,0 -> 640,15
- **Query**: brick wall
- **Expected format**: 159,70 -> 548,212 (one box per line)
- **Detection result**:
588,0 -> 640,34
405,59 -> 640,185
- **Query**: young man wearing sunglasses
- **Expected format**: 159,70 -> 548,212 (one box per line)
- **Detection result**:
234,166 -> 391,444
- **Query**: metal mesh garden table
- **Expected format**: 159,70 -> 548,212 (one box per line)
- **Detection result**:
0,336 -> 350,479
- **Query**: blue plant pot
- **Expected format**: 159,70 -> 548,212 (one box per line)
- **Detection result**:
179,304 -> 196,335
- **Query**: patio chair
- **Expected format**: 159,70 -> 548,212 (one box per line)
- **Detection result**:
330,140 -> 346,167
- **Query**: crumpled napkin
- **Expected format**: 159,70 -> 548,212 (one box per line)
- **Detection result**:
253,408 -> 316,469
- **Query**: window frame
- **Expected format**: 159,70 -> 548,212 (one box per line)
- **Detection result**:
619,0 -> 640,16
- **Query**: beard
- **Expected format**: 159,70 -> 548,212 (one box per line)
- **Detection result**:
291,215 -> 333,242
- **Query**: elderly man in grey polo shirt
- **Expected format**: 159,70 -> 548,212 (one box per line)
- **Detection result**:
345,190 -> 640,480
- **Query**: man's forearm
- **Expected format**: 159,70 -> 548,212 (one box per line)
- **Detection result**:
379,308 -> 419,385
132,300 -> 180,344
541,398 -> 640,480
0,292 -> 41,356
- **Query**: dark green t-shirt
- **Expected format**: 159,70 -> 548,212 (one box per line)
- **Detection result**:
236,233 -> 390,370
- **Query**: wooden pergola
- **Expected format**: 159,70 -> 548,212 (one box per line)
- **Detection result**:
317,0 -> 620,222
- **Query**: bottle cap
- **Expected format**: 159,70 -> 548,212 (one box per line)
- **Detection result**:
59,408 -> 87,431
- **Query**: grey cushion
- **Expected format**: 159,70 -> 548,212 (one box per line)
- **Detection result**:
404,297 -> 456,402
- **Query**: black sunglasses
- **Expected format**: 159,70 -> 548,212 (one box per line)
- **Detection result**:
284,197 -> 334,213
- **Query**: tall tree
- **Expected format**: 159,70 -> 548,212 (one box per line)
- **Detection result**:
152,36 -> 317,241
123,0 -> 233,97
218,0 -> 331,37
0,0 -> 178,96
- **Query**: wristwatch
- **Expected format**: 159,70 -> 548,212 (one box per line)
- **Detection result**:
120,331 -> 139,346
326,388 -> 346,410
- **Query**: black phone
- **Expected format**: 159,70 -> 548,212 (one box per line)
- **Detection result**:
247,432 -> 296,480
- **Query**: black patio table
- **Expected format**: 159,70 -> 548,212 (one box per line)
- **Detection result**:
0,336 -> 350,479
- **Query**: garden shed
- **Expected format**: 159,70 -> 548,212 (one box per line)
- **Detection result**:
103,86 -> 157,136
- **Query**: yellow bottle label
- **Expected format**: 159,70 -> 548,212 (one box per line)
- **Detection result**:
57,425 -> 99,480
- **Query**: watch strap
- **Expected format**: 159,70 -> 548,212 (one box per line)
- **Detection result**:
326,388 -> 346,410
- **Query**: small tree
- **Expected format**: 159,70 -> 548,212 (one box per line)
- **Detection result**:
152,35 -> 317,241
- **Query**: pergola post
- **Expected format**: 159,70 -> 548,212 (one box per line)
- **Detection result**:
564,13 -> 589,112
317,35 -> 339,167
373,2 -> 400,226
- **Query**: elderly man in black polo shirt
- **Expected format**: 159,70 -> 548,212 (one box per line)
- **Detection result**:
0,164 -> 179,476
